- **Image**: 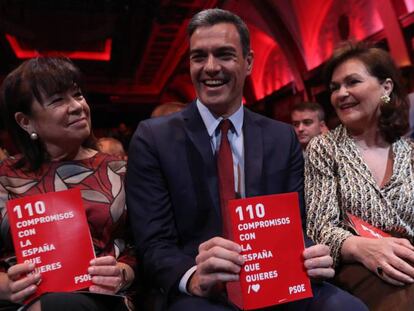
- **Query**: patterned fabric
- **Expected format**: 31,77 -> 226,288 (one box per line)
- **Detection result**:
0,152 -> 135,273
305,125 -> 414,266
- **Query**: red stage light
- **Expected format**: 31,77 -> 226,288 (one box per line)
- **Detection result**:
5,34 -> 112,61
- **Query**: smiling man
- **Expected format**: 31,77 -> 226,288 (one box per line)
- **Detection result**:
126,8 -> 367,311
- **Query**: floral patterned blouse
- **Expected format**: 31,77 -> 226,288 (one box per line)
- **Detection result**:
305,125 -> 414,266
0,152 -> 135,273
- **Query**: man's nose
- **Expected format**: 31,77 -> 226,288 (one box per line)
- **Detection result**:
204,55 -> 220,75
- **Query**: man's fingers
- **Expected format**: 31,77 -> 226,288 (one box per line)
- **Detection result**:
89,284 -> 116,295
198,272 -> 239,291
199,237 -> 241,253
88,265 -> 120,277
303,244 -> 330,260
304,255 -> 333,270
9,284 -> 37,303
91,275 -> 121,288
90,256 -> 116,266
199,256 -> 242,274
191,237 -> 244,297
7,263 -> 35,281
196,245 -> 244,266
9,273 -> 41,295
306,268 -> 335,279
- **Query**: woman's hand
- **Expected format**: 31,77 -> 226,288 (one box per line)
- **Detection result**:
2,262 -> 41,303
342,236 -> 414,286
88,256 -> 134,295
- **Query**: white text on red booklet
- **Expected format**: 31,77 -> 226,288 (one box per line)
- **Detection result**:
6,188 -> 95,303
226,193 -> 312,310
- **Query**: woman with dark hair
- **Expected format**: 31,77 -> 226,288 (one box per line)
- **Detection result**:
305,41 -> 414,310
0,57 -> 135,310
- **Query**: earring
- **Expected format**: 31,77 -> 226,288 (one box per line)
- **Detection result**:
30,132 -> 38,140
380,94 -> 390,104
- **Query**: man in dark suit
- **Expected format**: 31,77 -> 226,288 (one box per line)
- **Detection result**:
126,8 -> 367,311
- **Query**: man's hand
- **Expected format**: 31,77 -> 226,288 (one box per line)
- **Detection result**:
88,256 -> 126,294
303,244 -> 335,280
4,262 -> 40,303
188,237 -> 245,297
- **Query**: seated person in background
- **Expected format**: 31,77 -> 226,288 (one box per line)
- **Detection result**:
291,102 -> 328,150
127,8 -> 367,311
0,146 -> 8,161
0,57 -> 135,311
97,137 -> 127,160
150,101 -> 186,118
305,41 -> 414,310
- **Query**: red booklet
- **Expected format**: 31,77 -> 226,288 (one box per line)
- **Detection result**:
346,212 -> 390,238
6,188 -> 95,303
225,193 -> 312,310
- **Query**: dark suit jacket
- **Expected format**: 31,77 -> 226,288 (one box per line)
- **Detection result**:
126,101 -> 307,300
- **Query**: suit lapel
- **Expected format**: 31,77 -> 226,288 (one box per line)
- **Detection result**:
182,102 -> 221,216
243,109 -> 263,197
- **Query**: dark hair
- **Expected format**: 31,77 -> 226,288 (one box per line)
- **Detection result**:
324,41 -> 409,143
291,102 -> 325,121
0,57 -> 96,171
187,8 -> 250,57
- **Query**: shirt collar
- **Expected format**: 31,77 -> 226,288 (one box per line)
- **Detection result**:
196,99 -> 244,137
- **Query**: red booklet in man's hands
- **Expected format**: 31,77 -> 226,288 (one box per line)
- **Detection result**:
225,193 -> 312,310
6,188 -> 95,303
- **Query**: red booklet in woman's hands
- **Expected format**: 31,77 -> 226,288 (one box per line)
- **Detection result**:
6,188 -> 95,303
346,212 -> 390,238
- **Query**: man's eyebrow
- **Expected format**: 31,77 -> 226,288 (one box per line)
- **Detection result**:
216,46 -> 236,52
190,46 -> 237,54
189,48 -> 205,55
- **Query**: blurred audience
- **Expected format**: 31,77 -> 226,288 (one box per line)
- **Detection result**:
0,141 -> 8,161
150,101 -> 186,118
291,102 -> 328,150
97,137 -> 127,160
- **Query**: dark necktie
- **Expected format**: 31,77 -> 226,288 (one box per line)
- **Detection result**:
217,119 -> 235,238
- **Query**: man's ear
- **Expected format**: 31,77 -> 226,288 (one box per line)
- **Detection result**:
382,78 -> 394,96
14,112 -> 33,134
320,121 -> 329,134
246,50 -> 254,75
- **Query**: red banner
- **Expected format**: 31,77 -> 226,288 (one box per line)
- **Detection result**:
6,188 -> 95,303
226,193 -> 312,310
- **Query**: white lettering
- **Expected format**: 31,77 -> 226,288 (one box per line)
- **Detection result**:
22,243 -> 56,257
289,284 -> 306,294
18,228 -> 36,238
245,270 -> 278,282
74,274 -> 92,284
242,250 -> 273,262
240,232 -> 256,241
